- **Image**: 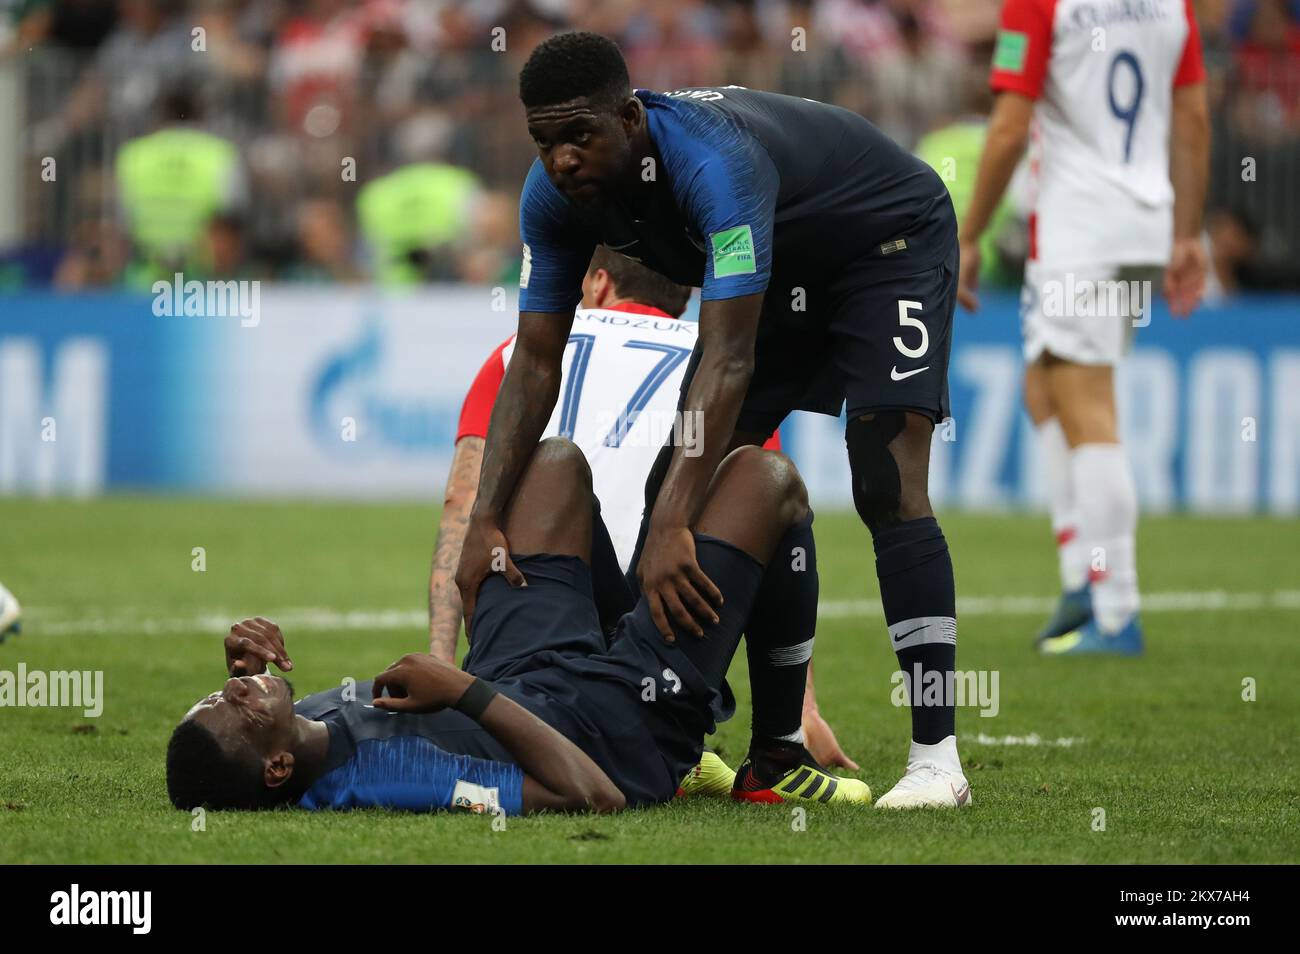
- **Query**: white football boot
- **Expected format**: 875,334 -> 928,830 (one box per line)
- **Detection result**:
875,736 -> 972,810
0,581 -> 21,641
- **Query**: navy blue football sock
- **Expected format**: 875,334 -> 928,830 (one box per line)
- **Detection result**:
745,512 -> 818,743
872,516 -> 957,744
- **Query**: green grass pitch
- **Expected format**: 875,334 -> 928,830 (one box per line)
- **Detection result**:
1,497 -> 1297,864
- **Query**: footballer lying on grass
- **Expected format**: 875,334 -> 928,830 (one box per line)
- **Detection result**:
166,438 -> 869,815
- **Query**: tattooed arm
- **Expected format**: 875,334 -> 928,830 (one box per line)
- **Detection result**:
456,312 -> 573,627
429,436 -> 485,661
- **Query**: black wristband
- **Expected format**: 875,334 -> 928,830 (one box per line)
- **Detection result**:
453,678 -> 498,720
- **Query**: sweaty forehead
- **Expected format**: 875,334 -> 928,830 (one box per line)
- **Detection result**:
526,98 -> 606,127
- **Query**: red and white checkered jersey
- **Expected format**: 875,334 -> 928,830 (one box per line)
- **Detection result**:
990,0 -> 1205,268
458,301 -> 780,571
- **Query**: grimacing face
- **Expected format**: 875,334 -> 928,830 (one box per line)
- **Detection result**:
185,673 -> 298,784
526,94 -> 640,207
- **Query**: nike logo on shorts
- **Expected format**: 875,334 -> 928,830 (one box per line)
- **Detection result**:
891,366 -> 929,381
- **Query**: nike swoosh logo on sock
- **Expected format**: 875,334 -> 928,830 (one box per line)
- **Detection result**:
893,625 -> 928,643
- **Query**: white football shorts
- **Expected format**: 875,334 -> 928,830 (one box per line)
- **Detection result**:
1020,262 -> 1164,365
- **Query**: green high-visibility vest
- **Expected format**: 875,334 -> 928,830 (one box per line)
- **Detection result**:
916,122 -> 1018,286
357,163 -> 480,285
116,128 -> 239,263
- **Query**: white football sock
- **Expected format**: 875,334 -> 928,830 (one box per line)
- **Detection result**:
1071,443 -> 1140,633
907,735 -> 962,775
1037,418 -> 1088,591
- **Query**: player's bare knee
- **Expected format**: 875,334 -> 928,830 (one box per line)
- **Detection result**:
720,445 -> 808,526
769,451 -> 810,527
846,414 -> 903,531
896,483 -> 934,523
514,437 -> 592,527
714,443 -> 764,481
530,436 -> 592,489
1056,402 -> 1118,446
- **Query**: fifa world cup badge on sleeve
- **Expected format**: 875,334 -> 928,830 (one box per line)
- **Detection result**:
710,225 -> 756,278
993,30 -> 1028,73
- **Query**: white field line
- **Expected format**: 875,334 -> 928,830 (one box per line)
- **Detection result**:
25,608 -> 429,637
971,733 -> 1086,747
817,588 -> 1300,620
18,588 -> 1300,637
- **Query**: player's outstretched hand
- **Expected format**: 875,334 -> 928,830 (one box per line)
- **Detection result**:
957,237 -> 981,313
455,514 -> 527,634
1164,236 -> 1208,318
802,707 -> 860,771
637,525 -> 722,643
372,653 -> 473,713
225,617 -> 293,676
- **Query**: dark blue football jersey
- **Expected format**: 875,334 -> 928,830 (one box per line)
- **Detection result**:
294,682 -> 526,815
290,619 -> 718,814
518,86 -> 956,314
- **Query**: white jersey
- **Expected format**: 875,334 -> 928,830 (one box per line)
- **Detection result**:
457,303 -> 778,571
990,0 -> 1205,269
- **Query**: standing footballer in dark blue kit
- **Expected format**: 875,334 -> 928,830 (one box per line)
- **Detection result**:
456,32 -> 969,809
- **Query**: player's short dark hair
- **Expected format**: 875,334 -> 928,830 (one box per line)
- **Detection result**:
519,31 -> 630,112
588,246 -> 692,318
166,718 -> 280,811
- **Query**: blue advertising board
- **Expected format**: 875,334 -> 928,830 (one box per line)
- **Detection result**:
2,287 -> 1297,513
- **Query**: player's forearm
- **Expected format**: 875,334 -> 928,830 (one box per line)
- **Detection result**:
429,438 -> 484,659
1170,84 -> 1210,240
960,93 -> 1032,243
651,293 -> 761,531
477,691 -> 626,812
649,348 -> 752,531
430,510 -> 470,659
472,350 -> 561,521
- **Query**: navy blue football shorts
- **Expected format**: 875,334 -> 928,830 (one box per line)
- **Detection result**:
681,241 -> 958,435
461,531 -> 763,806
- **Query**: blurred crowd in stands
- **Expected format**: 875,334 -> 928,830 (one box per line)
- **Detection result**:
1,0 -> 1297,294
